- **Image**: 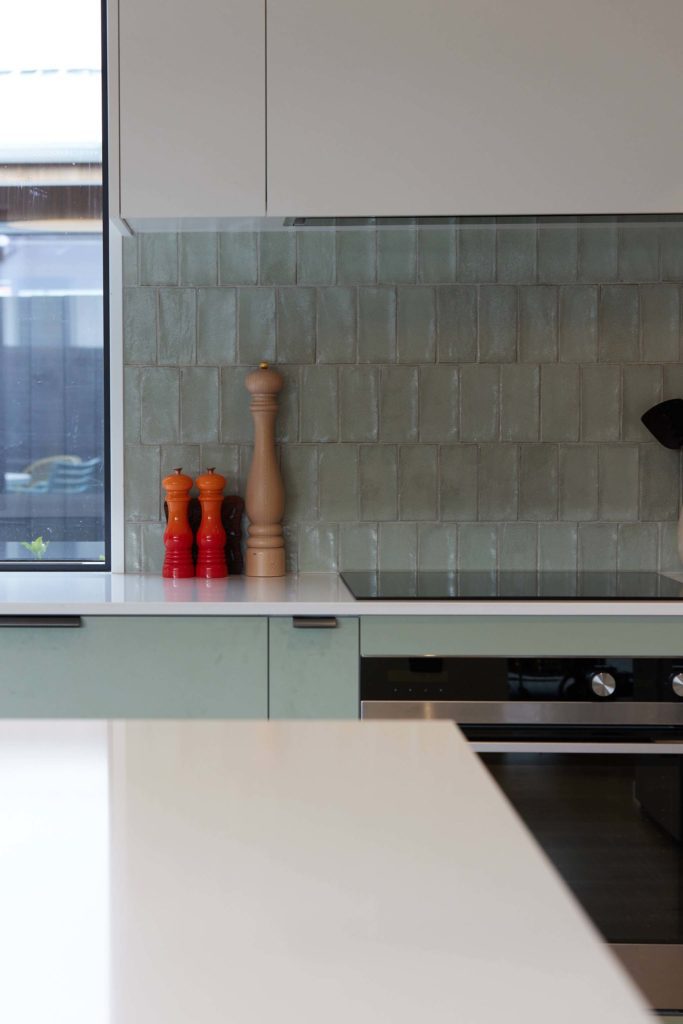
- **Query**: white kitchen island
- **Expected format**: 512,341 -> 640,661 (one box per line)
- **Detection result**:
0,719 -> 651,1024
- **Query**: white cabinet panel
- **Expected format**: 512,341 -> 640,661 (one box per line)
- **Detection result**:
117,0 -> 265,218
267,0 -> 683,216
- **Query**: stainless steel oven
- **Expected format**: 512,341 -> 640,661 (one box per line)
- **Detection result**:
361,656 -> 683,1011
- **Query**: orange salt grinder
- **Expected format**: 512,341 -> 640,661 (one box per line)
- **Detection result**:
162,468 -> 194,578
196,467 -> 228,579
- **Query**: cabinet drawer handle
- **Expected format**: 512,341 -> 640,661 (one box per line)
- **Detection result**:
0,616 -> 82,628
292,616 -> 338,629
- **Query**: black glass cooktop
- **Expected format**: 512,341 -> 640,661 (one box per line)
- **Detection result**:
340,571 -> 683,600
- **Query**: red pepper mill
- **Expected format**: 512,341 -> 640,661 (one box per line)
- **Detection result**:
196,467 -> 227,579
162,467 -> 194,578
244,361 -> 286,577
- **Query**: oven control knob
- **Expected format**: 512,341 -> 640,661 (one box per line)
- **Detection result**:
590,671 -> 616,698
671,673 -> 683,698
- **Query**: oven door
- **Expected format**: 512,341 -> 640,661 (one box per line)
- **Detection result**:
362,701 -> 683,1011
476,740 -> 683,1012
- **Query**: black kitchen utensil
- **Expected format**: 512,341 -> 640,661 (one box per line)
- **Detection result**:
641,399 -> 683,449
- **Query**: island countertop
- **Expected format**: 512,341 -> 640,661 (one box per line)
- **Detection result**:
1,570 -> 683,615
1,719 -> 651,1024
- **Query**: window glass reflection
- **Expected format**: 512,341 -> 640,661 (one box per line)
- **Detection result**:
0,0 -> 106,566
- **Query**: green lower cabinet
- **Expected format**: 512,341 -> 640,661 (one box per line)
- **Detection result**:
268,617 -> 360,719
361,615 -> 683,657
0,616 -> 268,717
11,610 -> 677,719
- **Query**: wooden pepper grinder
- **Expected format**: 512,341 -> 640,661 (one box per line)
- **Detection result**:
162,467 -> 194,578
196,467 -> 227,579
244,362 -> 286,577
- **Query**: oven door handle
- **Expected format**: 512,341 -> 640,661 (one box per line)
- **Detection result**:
360,700 -> 683,727
470,740 -> 683,755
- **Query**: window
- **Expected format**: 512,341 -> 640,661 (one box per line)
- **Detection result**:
0,0 -> 108,568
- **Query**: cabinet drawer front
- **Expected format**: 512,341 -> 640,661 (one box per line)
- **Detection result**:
269,617 -> 359,719
0,617 -> 267,718
361,616 -> 683,658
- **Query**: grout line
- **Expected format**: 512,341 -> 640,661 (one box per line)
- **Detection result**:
533,217 -> 539,285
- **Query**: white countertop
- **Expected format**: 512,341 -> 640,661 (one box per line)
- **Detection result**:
1,570 -> 683,615
0,719 -> 651,1024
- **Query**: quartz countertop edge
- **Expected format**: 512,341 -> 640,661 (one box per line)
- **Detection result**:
1,571 -> 683,615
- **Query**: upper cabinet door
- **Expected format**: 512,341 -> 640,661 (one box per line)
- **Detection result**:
267,0 -> 683,217
116,0 -> 265,219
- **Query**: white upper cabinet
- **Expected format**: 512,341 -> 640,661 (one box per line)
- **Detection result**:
113,0 -> 265,220
267,0 -> 683,217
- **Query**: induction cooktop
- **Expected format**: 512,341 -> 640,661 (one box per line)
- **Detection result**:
340,571 -> 683,600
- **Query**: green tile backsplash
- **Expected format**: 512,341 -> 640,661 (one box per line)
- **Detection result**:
123,217 -> 683,573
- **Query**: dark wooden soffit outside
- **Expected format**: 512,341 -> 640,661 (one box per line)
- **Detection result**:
0,176 -> 103,223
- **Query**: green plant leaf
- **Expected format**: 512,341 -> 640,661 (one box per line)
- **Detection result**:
20,536 -> 50,560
